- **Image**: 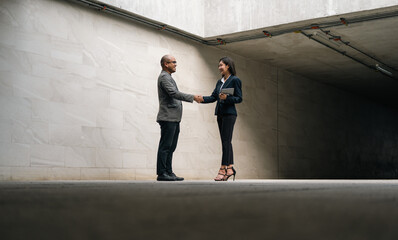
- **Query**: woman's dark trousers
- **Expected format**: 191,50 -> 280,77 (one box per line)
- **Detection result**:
217,115 -> 237,166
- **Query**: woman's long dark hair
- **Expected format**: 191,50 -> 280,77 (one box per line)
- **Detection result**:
220,56 -> 236,76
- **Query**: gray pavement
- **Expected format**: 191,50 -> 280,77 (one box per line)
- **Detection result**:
1,180 -> 398,240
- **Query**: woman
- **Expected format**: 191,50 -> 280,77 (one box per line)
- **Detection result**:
202,57 -> 243,181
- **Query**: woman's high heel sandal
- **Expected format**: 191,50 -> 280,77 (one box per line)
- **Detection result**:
214,167 -> 226,181
223,166 -> 236,181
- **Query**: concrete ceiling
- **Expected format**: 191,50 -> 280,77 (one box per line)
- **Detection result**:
73,0 -> 398,109
215,13 -> 398,109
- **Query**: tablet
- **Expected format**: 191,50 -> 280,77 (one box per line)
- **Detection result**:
221,88 -> 234,95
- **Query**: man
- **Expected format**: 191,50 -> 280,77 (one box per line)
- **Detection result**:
156,55 -> 202,181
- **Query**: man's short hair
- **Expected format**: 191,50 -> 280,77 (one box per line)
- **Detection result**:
160,55 -> 171,68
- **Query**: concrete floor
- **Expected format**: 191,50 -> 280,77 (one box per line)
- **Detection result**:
1,180 -> 398,240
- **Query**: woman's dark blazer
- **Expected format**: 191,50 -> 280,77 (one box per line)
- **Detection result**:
203,75 -> 243,116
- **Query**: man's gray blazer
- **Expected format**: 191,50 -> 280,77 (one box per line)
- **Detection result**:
156,70 -> 194,122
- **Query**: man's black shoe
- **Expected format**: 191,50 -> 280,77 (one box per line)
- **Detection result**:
157,173 -> 176,181
169,172 -> 184,181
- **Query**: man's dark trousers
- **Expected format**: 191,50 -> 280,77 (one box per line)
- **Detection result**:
157,121 -> 180,175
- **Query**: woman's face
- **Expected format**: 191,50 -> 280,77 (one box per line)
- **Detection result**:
218,61 -> 229,76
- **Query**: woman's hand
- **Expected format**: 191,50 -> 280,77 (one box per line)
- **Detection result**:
219,93 -> 227,100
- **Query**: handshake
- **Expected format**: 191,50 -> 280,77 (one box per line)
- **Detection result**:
194,95 -> 204,103
193,93 -> 227,103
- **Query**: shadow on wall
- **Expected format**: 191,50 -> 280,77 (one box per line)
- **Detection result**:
276,71 -> 398,179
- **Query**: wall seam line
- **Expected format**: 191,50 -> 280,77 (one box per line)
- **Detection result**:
277,68 -> 280,179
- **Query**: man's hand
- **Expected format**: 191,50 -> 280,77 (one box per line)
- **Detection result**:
194,95 -> 204,103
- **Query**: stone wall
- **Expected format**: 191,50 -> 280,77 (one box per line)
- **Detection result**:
0,0 -> 276,180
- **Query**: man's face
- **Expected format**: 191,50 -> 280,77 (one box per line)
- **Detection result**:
165,57 -> 177,73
